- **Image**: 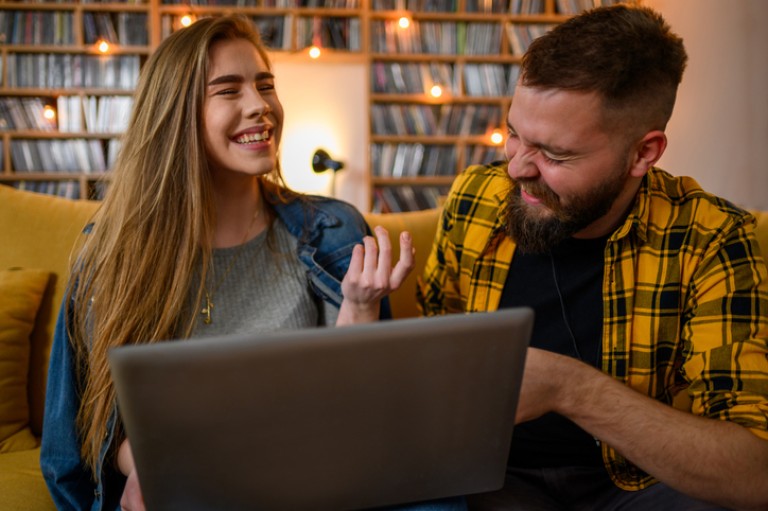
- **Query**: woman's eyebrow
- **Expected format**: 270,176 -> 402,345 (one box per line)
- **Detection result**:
207,72 -> 274,87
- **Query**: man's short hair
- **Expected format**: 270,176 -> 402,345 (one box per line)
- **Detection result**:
521,5 -> 687,133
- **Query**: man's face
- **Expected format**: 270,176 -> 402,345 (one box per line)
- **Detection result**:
503,85 -> 637,253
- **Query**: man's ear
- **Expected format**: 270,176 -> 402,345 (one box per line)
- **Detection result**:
628,130 -> 667,178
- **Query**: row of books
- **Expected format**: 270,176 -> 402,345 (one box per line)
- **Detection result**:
371,62 -> 460,95
1,10 -> 75,46
252,16 -> 294,50
160,0 -> 360,6
0,96 -> 133,133
556,0 -> 624,15
0,97 -> 57,132
7,54 -> 141,90
83,12 -> 148,46
372,142 -> 504,178
297,16 -> 361,50
371,20 -> 503,56
58,95 -> 134,133
372,185 -> 449,213
371,143 -> 457,178
370,0 -> 546,13
464,63 -> 519,96
371,0 -> 457,12
371,61 -> 519,97
10,139 -> 120,174
506,22 -> 554,55
159,14 -> 358,50
371,103 -> 502,136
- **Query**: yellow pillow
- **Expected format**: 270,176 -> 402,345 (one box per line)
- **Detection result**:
0,268 -> 50,453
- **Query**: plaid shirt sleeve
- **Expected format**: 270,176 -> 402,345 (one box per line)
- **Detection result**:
417,163 -> 512,316
603,169 -> 768,489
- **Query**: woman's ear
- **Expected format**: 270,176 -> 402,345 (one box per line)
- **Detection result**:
628,130 -> 667,178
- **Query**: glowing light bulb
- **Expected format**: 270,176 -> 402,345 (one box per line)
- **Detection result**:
308,45 -> 321,59
43,105 -> 56,121
398,16 -> 410,29
430,85 -> 443,98
97,40 -> 110,53
180,15 -> 193,27
490,129 -> 504,145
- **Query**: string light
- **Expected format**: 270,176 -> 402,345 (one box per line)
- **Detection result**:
180,15 -> 194,27
308,45 -> 321,59
43,105 -> 56,121
96,39 -> 110,53
398,16 -> 410,29
429,85 -> 443,98
490,129 -> 504,145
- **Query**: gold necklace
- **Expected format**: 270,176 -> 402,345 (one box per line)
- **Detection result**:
201,206 -> 262,325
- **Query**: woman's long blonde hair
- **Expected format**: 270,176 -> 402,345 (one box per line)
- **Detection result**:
69,16 -> 290,476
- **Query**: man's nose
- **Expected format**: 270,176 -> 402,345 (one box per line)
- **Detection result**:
507,144 -> 539,180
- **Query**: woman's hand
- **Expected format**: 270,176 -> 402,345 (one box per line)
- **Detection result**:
118,439 -> 146,511
337,226 -> 415,325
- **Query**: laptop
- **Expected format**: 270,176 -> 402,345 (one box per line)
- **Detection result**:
108,308 -> 533,511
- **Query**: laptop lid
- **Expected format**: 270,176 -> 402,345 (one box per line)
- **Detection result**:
108,308 -> 533,511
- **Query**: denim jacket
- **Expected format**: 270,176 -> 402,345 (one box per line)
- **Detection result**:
41,196 -> 391,511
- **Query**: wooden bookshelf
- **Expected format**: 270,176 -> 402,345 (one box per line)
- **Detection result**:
0,0 -> 634,204
367,0 -> 637,212
0,0 -> 363,199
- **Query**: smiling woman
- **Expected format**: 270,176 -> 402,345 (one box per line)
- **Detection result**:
38,15 -> 430,511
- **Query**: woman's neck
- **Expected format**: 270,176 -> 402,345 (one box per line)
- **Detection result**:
212,179 -> 267,248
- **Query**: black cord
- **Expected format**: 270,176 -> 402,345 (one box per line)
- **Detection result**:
549,251 -> 583,361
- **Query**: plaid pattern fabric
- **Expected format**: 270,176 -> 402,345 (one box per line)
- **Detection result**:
418,162 -> 768,490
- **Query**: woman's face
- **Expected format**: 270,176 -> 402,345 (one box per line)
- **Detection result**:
203,38 -> 284,179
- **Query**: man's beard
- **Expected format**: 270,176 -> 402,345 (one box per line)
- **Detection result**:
502,164 -> 630,254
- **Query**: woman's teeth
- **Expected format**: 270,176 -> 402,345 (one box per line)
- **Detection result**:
235,130 -> 269,144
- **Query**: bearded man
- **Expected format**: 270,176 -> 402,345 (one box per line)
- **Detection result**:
417,5 -> 768,511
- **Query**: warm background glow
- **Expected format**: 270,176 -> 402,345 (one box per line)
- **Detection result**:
273,57 -> 368,210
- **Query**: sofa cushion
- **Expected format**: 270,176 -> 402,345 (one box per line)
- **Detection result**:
0,185 -> 100,437
364,208 -> 441,319
0,268 -> 50,453
0,447 -> 55,510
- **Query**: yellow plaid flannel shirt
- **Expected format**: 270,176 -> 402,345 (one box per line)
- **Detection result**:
418,163 -> 768,490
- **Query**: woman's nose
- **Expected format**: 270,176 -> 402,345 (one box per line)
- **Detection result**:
245,87 -> 270,118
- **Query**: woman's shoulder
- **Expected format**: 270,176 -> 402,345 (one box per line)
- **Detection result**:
273,194 -> 368,239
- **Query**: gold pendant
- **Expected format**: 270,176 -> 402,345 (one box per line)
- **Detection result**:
201,295 -> 213,324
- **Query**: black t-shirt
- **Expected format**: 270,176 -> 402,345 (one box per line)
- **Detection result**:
499,235 -> 608,468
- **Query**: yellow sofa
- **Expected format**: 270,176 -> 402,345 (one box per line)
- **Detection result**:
0,184 -> 766,510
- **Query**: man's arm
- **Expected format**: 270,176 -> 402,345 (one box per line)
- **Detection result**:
517,347 -> 768,511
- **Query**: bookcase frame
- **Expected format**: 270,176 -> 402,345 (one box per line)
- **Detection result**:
0,0 -> 635,207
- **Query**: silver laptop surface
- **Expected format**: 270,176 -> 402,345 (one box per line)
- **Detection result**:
108,308 -> 533,511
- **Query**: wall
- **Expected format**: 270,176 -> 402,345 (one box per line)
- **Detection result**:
645,0 -> 768,210
276,1 -> 768,212
273,54 -> 369,212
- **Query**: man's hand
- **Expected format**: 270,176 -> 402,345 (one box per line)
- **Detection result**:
337,226 -> 415,325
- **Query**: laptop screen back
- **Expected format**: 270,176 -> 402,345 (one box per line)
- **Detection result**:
108,308 -> 533,511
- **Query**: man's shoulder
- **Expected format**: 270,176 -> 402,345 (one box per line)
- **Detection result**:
454,161 -> 510,195
446,161 -> 511,212
645,168 -> 754,233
